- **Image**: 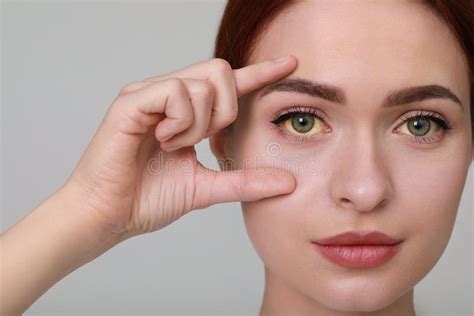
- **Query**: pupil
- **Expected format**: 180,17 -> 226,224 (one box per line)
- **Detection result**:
408,117 -> 430,136
298,117 -> 308,125
291,114 -> 314,133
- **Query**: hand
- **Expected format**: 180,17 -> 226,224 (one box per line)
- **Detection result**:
64,55 -> 298,239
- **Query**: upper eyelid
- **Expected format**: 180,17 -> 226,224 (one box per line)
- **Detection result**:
271,106 -> 328,123
268,107 -> 453,145
397,110 -> 452,129
271,106 -> 451,127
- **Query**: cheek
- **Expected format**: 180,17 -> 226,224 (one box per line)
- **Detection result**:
380,136 -> 472,298
231,103 -> 471,309
392,150 -> 469,267
239,150 -> 331,296
241,192 -> 311,284
235,144 -> 316,278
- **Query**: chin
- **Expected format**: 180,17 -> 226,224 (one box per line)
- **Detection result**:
304,243 -> 417,312
306,280 -> 412,313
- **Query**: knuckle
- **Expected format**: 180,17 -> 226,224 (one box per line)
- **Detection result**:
220,108 -> 238,124
179,111 -> 194,127
200,81 -> 216,100
165,77 -> 187,94
182,115 -> 194,127
163,78 -> 193,126
190,81 -> 215,103
106,100 -> 135,132
211,118 -> 234,134
211,58 -> 233,76
209,113 -> 236,133
118,81 -> 141,96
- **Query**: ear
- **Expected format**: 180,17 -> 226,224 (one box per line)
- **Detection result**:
209,128 -> 234,171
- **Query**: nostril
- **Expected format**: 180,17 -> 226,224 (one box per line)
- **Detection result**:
341,197 -> 351,204
339,197 -> 355,209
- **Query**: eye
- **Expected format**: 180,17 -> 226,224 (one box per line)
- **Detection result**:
394,109 -> 452,144
270,106 -> 329,138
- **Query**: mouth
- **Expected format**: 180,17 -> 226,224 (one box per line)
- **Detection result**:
313,231 -> 402,246
312,231 -> 403,268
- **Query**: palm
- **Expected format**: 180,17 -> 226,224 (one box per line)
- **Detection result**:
131,131 -> 203,234
69,55 -> 298,239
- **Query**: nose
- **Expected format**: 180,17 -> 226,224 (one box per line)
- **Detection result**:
329,132 -> 393,213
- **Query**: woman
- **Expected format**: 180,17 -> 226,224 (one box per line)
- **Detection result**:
2,0 -> 473,314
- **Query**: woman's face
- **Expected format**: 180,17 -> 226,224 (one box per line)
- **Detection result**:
214,0 -> 472,312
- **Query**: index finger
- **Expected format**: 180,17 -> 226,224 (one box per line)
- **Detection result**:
233,54 -> 298,97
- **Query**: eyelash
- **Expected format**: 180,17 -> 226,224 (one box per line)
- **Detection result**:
269,106 -> 329,143
396,108 -> 453,144
269,106 -> 453,144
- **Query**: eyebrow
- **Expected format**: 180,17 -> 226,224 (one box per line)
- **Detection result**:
258,77 -> 464,110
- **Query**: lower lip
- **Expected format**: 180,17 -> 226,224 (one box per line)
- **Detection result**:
313,242 -> 402,268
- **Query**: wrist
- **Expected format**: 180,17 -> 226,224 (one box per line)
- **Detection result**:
55,182 -> 135,250
0,183 -> 132,313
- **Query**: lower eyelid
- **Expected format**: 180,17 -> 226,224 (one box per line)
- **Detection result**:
396,131 -> 445,145
396,116 -> 450,134
270,118 -> 331,143
269,109 -> 453,144
284,117 -> 327,134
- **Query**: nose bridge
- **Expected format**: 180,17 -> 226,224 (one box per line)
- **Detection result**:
330,126 -> 393,213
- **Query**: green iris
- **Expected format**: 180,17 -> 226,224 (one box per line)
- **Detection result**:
407,117 -> 431,136
291,113 -> 315,133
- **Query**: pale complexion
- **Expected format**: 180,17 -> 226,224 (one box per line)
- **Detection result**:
1,0 -> 472,314
0,56 -> 300,314
210,0 -> 472,315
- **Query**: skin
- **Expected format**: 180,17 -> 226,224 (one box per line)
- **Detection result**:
1,0 -> 471,315
210,0 -> 472,315
0,55 -> 299,313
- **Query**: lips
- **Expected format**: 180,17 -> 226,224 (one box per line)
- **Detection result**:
313,231 -> 402,246
312,231 -> 403,268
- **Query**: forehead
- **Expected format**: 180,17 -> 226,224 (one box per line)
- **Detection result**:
248,0 -> 470,108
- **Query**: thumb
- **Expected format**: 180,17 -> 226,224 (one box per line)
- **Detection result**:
195,166 -> 297,207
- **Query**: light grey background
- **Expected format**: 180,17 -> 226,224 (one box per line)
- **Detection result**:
1,1 -> 472,315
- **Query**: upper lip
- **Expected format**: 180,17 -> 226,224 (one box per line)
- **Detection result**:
313,231 -> 403,246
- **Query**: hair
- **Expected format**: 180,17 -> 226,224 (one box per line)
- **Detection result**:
213,0 -> 474,140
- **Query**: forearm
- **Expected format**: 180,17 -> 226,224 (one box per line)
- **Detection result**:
0,185 -> 130,314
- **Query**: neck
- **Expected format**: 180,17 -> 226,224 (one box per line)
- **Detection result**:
259,266 -> 416,316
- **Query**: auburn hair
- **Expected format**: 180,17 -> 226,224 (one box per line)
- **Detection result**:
213,0 -> 474,139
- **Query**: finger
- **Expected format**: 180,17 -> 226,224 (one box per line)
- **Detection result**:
141,55 -> 297,98
193,166 -> 297,209
114,78 -> 194,143
140,55 -> 298,137
233,54 -> 297,97
159,79 -> 214,151
117,80 -> 153,96
143,59 -> 238,138
118,78 -> 214,150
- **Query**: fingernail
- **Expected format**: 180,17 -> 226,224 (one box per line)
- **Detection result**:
157,131 -> 173,142
160,134 -> 173,142
273,55 -> 290,63
162,143 -> 178,152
